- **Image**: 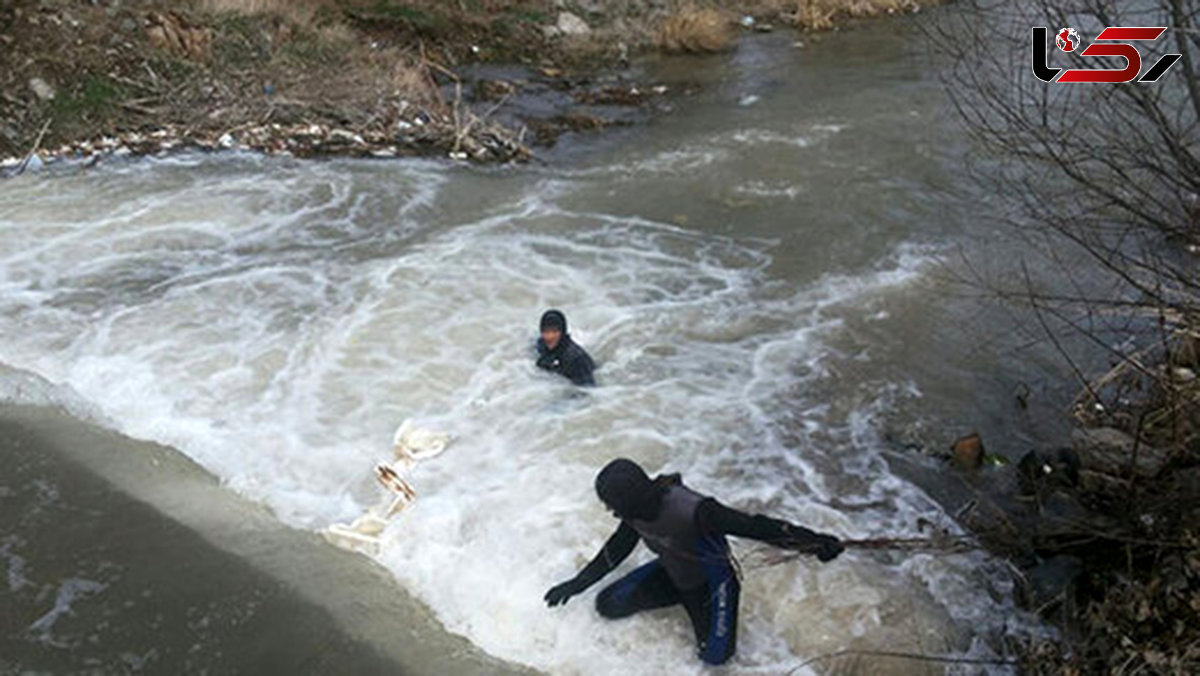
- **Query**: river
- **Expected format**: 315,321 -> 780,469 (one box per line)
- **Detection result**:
0,15 -> 1074,676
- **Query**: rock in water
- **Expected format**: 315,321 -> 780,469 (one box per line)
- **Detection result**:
1071,427 -> 1168,478
951,432 -> 985,470
556,12 -> 591,36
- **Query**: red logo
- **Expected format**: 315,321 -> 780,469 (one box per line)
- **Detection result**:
1056,28 -> 1079,52
1032,26 -> 1182,83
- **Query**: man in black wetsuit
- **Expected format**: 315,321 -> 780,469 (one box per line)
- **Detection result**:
535,309 -> 595,386
544,458 -> 843,666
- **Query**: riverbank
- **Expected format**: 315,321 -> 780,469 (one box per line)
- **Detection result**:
912,340 -> 1200,673
0,398 -> 535,675
1,0 -> 935,171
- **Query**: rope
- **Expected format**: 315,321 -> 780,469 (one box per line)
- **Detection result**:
788,648 -> 1019,673
744,535 -> 983,570
843,536 -> 981,552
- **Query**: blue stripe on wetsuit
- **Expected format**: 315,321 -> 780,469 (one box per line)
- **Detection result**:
696,535 -> 737,665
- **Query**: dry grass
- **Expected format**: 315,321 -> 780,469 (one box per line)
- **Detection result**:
748,0 -> 923,30
197,0 -> 339,26
657,6 -> 735,53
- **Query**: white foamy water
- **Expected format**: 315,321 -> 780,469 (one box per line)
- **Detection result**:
0,143 -> 1030,673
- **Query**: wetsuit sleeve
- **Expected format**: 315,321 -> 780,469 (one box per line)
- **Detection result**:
563,347 -> 596,387
571,521 -> 639,590
695,498 -> 829,548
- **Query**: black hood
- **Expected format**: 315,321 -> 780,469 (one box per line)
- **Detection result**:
539,309 -> 568,335
595,459 -> 663,521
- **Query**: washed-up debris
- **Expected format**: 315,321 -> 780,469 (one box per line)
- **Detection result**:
0,0 -> 688,170
2,112 -> 531,170
322,420 -> 451,557
28,77 -> 55,101
950,432 -> 985,470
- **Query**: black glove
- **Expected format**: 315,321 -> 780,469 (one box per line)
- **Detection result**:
780,526 -> 844,562
544,578 -> 584,607
815,534 -> 844,562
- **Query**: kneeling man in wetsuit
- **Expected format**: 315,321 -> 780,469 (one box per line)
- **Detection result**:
544,459 -> 843,665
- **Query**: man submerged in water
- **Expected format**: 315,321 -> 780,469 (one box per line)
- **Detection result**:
535,309 -> 595,386
544,459 -> 843,666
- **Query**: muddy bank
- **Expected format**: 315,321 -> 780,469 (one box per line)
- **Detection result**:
0,402 -> 535,676
0,0 -> 935,171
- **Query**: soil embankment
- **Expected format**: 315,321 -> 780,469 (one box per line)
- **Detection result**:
0,0 -> 933,169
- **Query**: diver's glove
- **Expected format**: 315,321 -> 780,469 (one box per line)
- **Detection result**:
544,578 -> 585,607
779,524 -> 844,562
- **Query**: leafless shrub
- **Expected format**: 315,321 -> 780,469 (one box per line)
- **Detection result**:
657,5 -> 736,52
934,0 -> 1200,451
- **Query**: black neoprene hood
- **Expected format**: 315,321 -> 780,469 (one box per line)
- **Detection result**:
540,309 -> 567,334
595,458 -> 660,520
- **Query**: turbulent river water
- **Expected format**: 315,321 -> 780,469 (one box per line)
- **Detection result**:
0,17 -> 1079,676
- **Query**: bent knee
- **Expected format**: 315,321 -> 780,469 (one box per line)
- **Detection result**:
595,589 -> 631,619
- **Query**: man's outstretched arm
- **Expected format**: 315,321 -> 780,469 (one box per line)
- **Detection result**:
544,521 -> 639,606
696,499 -> 843,561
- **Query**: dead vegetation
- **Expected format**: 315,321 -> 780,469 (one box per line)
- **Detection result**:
736,0 -> 927,30
0,0 -> 938,167
657,6 -> 736,53
197,0 -> 337,26
0,0 -> 536,165
145,11 -> 213,60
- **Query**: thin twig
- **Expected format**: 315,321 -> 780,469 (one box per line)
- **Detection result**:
789,648 -> 1019,673
16,119 -> 50,175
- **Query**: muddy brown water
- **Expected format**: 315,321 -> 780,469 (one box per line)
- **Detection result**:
0,14 -> 1090,676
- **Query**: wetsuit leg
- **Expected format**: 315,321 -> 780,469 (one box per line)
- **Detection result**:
679,574 -> 740,665
678,543 -> 741,667
595,560 -> 682,619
